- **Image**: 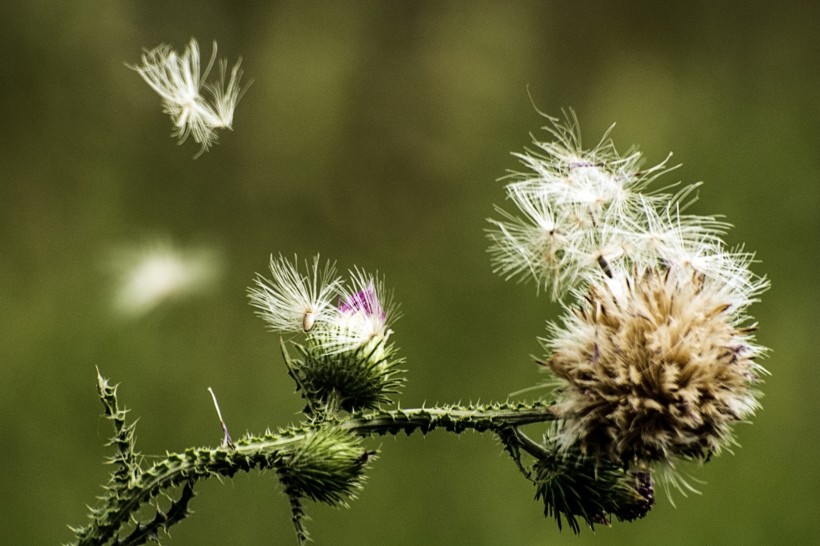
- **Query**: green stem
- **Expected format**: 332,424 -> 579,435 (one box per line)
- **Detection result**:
344,401 -> 556,436
74,434 -> 306,546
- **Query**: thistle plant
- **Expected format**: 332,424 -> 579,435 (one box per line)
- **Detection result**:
69,100 -> 768,543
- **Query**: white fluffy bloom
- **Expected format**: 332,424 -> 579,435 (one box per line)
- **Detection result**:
487,183 -> 587,299
487,113 -> 766,304
130,38 -> 249,156
248,255 -> 342,334
249,258 -> 399,356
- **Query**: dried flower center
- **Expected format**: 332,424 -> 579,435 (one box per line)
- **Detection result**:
545,267 -> 762,465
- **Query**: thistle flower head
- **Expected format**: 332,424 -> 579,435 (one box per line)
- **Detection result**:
130,38 -> 249,156
492,112 -> 770,500
249,257 -> 397,352
250,257 -> 404,411
542,265 -> 766,468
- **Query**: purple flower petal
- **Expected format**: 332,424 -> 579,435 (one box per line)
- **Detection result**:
339,282 -> 385,320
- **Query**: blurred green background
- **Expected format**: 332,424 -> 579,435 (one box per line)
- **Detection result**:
2,2 -> 818,544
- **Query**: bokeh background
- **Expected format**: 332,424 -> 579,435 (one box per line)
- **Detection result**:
2,2 -> 818,544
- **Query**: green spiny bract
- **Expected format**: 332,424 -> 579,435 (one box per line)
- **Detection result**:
613,469 -> 655,523
533,441 -> 654,534
287,337 -> 405,414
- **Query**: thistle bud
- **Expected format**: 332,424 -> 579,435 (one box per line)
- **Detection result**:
614,469 -> 655,522
533,440 -> 653,533
276,426 -> 374,506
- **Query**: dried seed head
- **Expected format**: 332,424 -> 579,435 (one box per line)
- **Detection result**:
543,266 -> 766,467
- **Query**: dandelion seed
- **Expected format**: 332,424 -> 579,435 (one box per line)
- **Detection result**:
487,186 -> 585,299
130,38 -> 249,156
302,310 -> 317,332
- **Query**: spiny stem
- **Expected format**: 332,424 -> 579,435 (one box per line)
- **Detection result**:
74,436 -> 305,546
285,490 -> 309,546
115,482 -> 195,546
510,427 -> 552,459
73,400 -> 557,545
343,401 -> 557,436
